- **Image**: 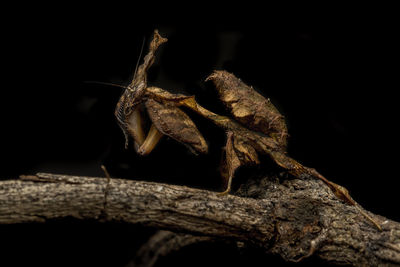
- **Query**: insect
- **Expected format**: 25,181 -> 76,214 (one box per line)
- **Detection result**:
110,29 -> 381,230
114,30 -> 167,151
114,30 -> 207,156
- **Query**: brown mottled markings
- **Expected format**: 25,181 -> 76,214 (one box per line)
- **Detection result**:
145,99 -> 208,155
206,70 -> 288,149
109,30 -> 381,229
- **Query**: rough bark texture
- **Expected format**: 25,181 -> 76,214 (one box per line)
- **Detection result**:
0,173 -> 399,266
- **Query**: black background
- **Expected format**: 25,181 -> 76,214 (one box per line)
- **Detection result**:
1,3 -> 399,267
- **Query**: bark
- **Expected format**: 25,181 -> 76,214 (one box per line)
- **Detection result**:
0,172 -> 399,266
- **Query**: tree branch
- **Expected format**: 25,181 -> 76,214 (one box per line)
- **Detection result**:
0,172 -> 399,266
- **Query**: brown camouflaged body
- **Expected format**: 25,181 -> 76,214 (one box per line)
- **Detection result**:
145,98 -> 208,154
207,70 -> 288,149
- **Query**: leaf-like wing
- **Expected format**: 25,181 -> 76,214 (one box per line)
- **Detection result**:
232,135 -> 260,165
219,132 -> 260,195
220,132 -> 241,193
145,98 -> 208,154
207,70 -> 288,149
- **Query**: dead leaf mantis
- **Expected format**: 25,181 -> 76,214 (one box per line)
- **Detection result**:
108,30 -> 382,231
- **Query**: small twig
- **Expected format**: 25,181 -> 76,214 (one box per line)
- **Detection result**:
129,230 -> 213,267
